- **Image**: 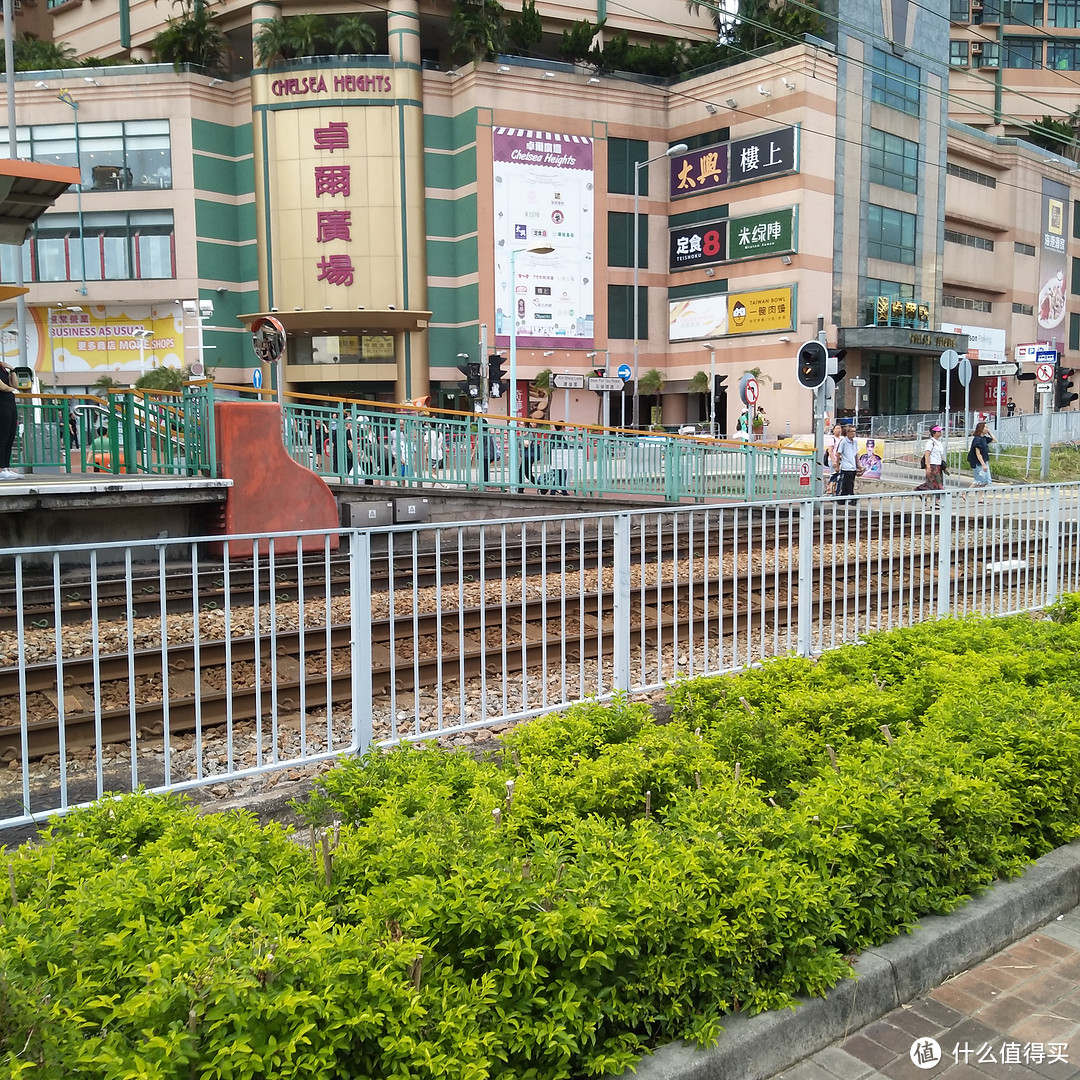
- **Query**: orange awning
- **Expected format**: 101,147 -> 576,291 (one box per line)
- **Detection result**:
0,158 -> 82,246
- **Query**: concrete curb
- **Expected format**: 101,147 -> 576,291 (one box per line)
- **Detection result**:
624,840 -> 1080,1080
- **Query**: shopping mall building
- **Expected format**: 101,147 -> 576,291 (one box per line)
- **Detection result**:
1,0 -> 1078,433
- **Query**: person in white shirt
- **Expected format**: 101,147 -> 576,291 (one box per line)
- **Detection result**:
914,424 -> 945,491
835,424 -> 859,502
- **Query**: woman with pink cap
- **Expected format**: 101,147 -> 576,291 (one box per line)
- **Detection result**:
914,423 -> 945,491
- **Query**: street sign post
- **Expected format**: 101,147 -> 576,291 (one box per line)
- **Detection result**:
978,363 -> 1017,377
940,349 -> 959,455
588,376 -> 624,392
552,373 -> 584,389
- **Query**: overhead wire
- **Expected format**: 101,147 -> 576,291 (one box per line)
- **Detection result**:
600,0 -> 1080,209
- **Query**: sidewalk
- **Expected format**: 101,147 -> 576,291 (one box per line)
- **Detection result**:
627,843 -> 1080,1080
774,908 -> 1080,1080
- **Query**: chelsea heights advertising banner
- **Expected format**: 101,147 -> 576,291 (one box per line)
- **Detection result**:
1037,178 -> 1069,349
492,128 -> 594,349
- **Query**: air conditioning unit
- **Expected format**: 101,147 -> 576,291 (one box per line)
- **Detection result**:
11,0 -> 20,10
971,42 -> 983,53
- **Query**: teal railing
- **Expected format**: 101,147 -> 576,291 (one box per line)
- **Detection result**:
13,384 -> 218,477
13,386 -> 809,501
280,398 -> 813,502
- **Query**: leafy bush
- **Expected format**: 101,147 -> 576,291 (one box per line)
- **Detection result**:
6,607 -> 1080,1077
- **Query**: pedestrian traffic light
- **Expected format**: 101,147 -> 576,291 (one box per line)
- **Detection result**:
827,348 -> 848,385
488,353 -> 506,398
796,340 -> 827,390
457,358 -> 482,400
713,373 -> 728,402
1056,360 -> 1077,410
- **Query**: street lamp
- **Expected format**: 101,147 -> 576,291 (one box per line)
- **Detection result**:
508,242 -> 554,491
703,342 -> 716,436
56,90 -> 88,297
633,142 -> 687,429
133,328 -> 153,380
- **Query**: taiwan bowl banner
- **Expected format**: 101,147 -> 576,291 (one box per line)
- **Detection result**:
493,128 -> 594,349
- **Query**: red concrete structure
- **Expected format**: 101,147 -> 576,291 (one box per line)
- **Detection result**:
210,400 -> 339,557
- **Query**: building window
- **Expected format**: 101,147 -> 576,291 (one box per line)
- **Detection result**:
1048,41 -> 1080,68
608,138 -> 649,196
942,294 -> 992,313
1050,0 -> 1080,27
972,42 -> 1001,66
863,277 -> 914,323
975,0 -> 1003,22
1008,1 -> 1044,24
608,212 -> 647,269
869,129 -> 919,193
950,41 -> 970,66
950,0 -> 972,20
870,48 -> 921,115
867,204 -> 916,264
944,228 -> 995,251
1071,312 -> 1080,352
0,119 -> 172,191
1003,36 -> 1044,67
1013,302 -> 1034,315
1072,255 -> 1080,295
1014,241 -> 1036,255
5,209 -> 176,284
608,284 -> 647,339
947,161 -> 997,187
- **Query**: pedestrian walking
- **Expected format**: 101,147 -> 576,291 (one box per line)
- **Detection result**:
0,359 -> 20,480
824,422 -> 842,495
914,424 -> 946,491
968,420 -> 993,487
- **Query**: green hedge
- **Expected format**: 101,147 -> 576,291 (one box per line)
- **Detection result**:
4,604 -> 1080,1078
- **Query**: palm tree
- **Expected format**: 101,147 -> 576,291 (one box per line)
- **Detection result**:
687,370 -> 709,394
639,368 -> 665,396
152,0 -> 229,72
449,0 -> 506,65
288,14 -> 328,59
253,18 -> 295,67
328,16 -> 377,56
2,35 -> 76,73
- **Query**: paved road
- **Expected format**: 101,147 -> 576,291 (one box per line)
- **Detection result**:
771,907 -> 1080,1080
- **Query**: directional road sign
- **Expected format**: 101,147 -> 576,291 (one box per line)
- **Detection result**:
552,373 -> 584,390
252,368 -> 263,389
978,363 -> 1017,377
1037,383 -> 1053,394
617,364 -> 632,380
588,377 -> 624,392
849,378 -> 866,387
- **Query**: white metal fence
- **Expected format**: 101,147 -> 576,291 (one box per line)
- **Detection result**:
2,483 -> 1079,829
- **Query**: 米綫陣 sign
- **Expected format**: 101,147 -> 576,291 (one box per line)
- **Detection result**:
669,207 -> 796,272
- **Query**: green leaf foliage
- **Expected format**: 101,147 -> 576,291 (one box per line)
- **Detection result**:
6,607 -> 1080,1076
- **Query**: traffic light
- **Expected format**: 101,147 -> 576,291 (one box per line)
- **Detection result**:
488,353 -> 507,399
457,358 -> 482,400
796,341 -> 827,390
828,348 -> 847,385
1056,360 -> 1077,410
713,373 -> 728,401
